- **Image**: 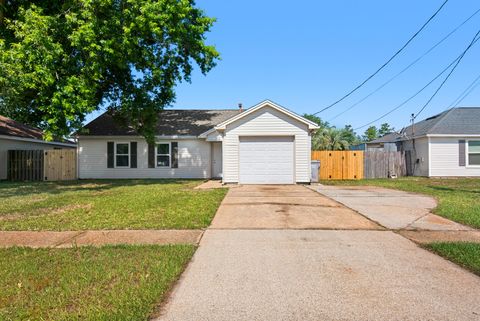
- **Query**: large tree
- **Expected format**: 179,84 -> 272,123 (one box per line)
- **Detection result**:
0,0 -> 219,141
378,122 -> 394,137
362,125 -> 378,142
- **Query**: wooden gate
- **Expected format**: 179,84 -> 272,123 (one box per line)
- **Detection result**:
43,150 -> 76,181
311,151 -> 364,180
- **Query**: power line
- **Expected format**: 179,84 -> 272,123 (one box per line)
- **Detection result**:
313,0 -> 449,115
447,72 -> 480,108
413,28 -> 480,120
353,36 -> 480,131
328,7 -> 480,122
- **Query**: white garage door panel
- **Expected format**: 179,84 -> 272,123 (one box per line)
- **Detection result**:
239,136 -> 294,184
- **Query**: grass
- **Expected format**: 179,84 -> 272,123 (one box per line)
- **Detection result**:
320,177 -> 480,229
0,179 -> 227,231
425,242 -> 480,276
0,244 -> 195,320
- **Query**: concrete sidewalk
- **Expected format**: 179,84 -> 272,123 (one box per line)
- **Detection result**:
0,230 -> 203,248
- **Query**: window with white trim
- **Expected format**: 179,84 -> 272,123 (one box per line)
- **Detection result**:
156,143 -> 170,167
468,141 -> 480,166
115,143 -> 129,167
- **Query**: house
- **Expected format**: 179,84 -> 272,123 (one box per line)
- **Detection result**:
350,132 -> 399,152
365,107 -> 480,177
0,115 -> 76,180
77,100 -> 319,184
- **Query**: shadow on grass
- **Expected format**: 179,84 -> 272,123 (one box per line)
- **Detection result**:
0,179 -> 195,198
429,185 -> 480,194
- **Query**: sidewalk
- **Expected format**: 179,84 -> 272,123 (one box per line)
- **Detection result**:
0,230 -> 203,248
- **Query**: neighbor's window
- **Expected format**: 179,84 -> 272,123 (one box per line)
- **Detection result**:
157,143 -> 170,167
116,143 -> 129,167
468,141 -> 480,165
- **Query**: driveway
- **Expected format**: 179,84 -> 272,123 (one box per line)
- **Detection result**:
315,185 -> 472,230
156,185 -> 480,321
210,185 -> 380,230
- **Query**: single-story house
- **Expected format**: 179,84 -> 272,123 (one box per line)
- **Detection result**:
365,107 -> 480,177
350,132 -> 399,152
0,115 -> 76,180
77,100 -> 319,184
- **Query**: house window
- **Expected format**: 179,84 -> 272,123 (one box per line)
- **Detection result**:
468,141 -> 480,166
156,143 -> 170,167
115,143 -> 129,167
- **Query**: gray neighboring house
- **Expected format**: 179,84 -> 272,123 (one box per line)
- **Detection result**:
0,115 -> 76,180
363,107 -> 480,177
77,100 -> 319,184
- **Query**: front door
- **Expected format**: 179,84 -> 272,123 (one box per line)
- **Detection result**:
212,142 -> 222,178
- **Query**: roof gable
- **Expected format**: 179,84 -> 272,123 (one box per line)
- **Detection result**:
213,100 -> 319,131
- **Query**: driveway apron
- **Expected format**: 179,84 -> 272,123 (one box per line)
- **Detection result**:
156,185 -> 480,321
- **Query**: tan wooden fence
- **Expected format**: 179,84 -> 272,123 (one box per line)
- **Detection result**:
43,149 -> 77,181
8,149 -> 76,181
311,151 -> 364,180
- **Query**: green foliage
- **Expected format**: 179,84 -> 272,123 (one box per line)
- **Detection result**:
378,122 -> 394,137
304,114 -> 360,150
0,1 -> 219,141
426,242 -> 480,276
362,125 -> 378,142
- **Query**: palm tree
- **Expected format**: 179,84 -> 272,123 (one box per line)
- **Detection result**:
312,127 -> 349,150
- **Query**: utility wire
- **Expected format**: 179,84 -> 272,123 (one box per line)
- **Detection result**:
447,72 -> 480,108
313,0 -> 449,115
413,28 -> 480,120
353,35 -> 480,131
328,7 -> 480,122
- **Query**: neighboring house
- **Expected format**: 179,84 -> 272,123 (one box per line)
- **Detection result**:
0,115 -> 76,180
364,107 -> 480,177
350,132 -> 400,152
77,100 -> 319,184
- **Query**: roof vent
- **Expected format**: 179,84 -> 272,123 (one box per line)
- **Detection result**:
238,103 -> 243,112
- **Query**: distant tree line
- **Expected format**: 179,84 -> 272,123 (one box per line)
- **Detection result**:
303,114 -> 394,151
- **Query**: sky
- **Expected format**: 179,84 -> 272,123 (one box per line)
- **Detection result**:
87,0 -> 480,134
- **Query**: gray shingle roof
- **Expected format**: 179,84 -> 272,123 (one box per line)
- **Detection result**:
81,109 -> 242,136
403,107 -> 480,136
369,107 -> 480,143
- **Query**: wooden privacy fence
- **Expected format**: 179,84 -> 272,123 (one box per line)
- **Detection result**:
8,149 -> 76,181
311,151 -> 364,180
364,150 -> 407,179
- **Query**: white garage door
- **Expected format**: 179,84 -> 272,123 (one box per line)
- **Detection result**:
239,136 -> 294,184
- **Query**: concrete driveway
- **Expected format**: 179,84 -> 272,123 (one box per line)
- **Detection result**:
210,185 -> 380,230
156,185 -> 480,321
315,185 -> 472,230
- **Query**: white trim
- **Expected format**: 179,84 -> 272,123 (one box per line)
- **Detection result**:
78,135 -> 197,140
466,139 -> 480,167
427,136 -> 431,177
213,100 -> 319,131
427,134 -> 480,138
198,128 -> 218,138
0,134 -> 76,147
155,142 -> 171,168
114,142 -> 130,168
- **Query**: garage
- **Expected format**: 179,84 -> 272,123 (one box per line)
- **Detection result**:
239,136 -> 294,184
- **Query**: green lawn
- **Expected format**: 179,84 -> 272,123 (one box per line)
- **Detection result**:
321,177 -> 480,228
0,245 -> 195,320
425,242 -> 480,276
0,180 -> 227,230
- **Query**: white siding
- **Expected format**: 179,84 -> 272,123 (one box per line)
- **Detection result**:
430,137 -> 480,177
78,137 -> 211,179
0,138 -> 73,180
222,106 -> 311,183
